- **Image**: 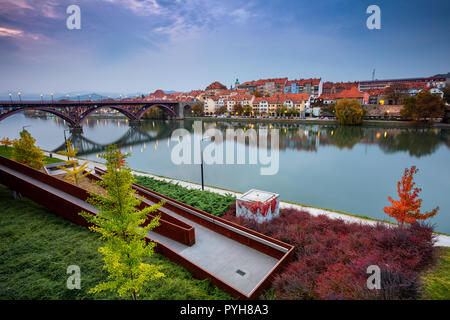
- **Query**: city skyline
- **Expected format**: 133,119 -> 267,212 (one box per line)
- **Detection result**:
1,0 -> 449,95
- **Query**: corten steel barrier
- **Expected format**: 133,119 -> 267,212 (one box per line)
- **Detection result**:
88,172 -> 195,246
0,156 -> 195,246
95,167 -> 295,299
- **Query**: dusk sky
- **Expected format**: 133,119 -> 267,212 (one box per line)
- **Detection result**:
1,0 -> 449,96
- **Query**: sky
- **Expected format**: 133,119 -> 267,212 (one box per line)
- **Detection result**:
0,0 -> 449,96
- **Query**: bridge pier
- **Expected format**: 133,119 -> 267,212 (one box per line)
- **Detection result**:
69,125 -> 83,134
129,119 -> 142,126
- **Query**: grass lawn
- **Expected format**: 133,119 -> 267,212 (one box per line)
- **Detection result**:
421,247 -> 450,300
134,175 -> 235,217
0,184 -> 231,300
0,145 -> 61,165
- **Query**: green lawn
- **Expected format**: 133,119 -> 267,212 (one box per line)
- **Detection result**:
0,145 -> 62,165
0,184 -> 231,300
421,247 -> 450,300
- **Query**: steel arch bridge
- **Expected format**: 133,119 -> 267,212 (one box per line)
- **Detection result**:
0,99 -> 197,130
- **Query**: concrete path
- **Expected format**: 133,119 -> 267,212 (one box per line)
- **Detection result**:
43,151 -> 450,247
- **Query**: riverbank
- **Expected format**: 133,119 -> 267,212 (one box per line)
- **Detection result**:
42,150 -> 450,246
184,116 -> 450,128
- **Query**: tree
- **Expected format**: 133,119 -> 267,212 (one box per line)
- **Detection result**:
384,83 -> 408,105
243,105 -> 253,116
443,84 -> 450,104
216,105 -> 228,115
383,166 -> 438,225
80,145 -> 165,299
12,129 -> 44,169
335,99 -> 364,125
1,137 -> 15,150
322,103 -> 336,116
400,91 -> 445,121
192,102 -> 204,116
57,140 -> 91,185
234,103 -> 244,115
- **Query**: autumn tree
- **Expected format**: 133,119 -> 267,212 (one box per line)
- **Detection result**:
192,102 -> 204,116
383,166 -> 438,225
12,129 -> 44,169
442,84 -> 450,104
80,145 -> 165,299
335,99 -> 364,125
216,105 -> 228,115
234,103 -> 244,115
57,140 -> 91,185
400,91 -> 445,121
1,137 -> 15,150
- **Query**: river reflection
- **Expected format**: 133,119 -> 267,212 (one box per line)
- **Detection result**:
1,114 -> 449,232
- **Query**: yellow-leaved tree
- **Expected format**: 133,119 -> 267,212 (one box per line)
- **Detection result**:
79,144 -> 165,299
12,129 -> 45,169
57,140 -> 91,185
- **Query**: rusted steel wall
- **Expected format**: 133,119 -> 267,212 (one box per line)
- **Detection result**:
0,156 -> 195,246
89,172 -> 195,246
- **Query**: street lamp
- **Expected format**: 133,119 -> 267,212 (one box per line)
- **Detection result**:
18,91 -> 22,102
63,129 -> 70,160
77,94 -> 80,103
51,93 -> 54,103
40,93 -> 43,103
200,135 -> 211,191
8,93 -> 12,103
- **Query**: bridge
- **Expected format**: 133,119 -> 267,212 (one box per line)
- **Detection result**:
0,99 -> 197,131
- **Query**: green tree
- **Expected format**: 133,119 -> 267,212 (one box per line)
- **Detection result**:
400,91 -> 445,121
12,129 -> 44,169
335,99 -> 364,125
80,145 -> 165,299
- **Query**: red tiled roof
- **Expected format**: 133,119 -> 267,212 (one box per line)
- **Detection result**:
336,86 -> 364,99
205,82 -> 227,90
286,78 -> 321,86
240,78 -> 288,86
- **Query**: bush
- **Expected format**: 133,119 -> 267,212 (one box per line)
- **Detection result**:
335,99 -> 364,125
134,176 -> 235,217
223,207 -> 436,300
